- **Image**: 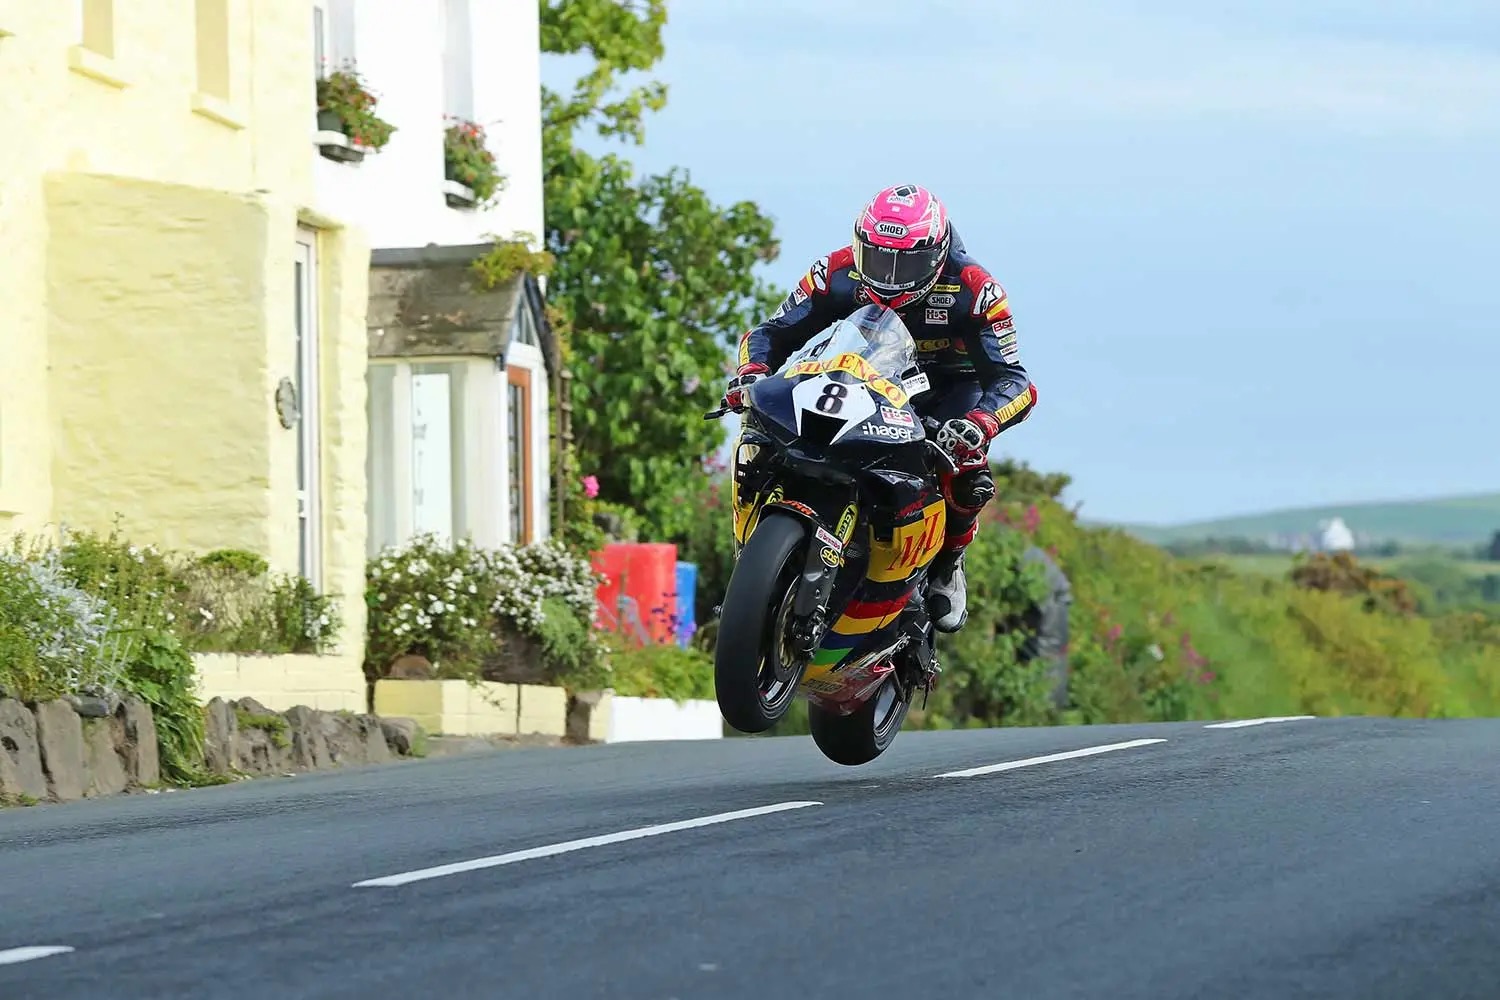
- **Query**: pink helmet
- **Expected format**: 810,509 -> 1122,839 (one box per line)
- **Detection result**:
853,184 -> 952,309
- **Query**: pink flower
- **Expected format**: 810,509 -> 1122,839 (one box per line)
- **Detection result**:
582,475 -> 600,499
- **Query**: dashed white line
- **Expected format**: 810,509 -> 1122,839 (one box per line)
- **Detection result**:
0,946 -> 75,966
1204,716 -> 1316,729
352,800 -> 824,887
934,738 -> 1168,778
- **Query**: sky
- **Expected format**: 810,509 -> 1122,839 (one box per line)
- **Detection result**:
540,0 -> 1500,525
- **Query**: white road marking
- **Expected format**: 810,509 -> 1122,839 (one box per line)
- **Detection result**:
934,738 -> 1167,778
352,801 -> 824,887
1204,716 -> 1316,729
0,946 -> 75,966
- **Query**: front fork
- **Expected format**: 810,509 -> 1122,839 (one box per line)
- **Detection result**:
790,539 -> 840,656
779,497 -> 857,657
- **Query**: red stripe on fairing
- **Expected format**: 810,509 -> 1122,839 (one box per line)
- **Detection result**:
843,593 -> 913,621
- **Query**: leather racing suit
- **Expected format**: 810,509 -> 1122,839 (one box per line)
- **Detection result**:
729,228 -> 1037,632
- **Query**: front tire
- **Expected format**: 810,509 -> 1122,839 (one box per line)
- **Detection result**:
715,512 -> 810,734
808,673 -> 912,766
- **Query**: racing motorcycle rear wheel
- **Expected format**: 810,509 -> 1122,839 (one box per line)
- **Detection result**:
714,511 -> 810,734
807,671 -> 913,766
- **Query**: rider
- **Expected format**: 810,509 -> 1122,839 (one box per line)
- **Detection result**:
721,183 -> 1037,633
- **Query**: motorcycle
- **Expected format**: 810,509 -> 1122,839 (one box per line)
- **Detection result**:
704,304 -> 957,766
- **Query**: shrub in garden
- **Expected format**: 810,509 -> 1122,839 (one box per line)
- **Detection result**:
48,526 -> 341,656
2,523 -> 345,786
364,533 -> 605,689
0,549 -> 125,703
602,634 -> 715,702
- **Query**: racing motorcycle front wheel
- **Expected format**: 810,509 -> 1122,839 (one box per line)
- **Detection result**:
714,511 -> 810,734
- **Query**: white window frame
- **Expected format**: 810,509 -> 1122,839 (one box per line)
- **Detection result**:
295,229 -> 324,589
511,299 -> 541,348
366,358 -> 504,555
504,336 -> 549,546
313,0 -> 357,76
442,0 -> 476,122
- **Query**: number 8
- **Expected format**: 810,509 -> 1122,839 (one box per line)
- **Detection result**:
815,382 -> 848,414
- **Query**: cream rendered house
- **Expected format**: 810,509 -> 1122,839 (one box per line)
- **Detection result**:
307,0 -> 557,554
0,2 -> 371,703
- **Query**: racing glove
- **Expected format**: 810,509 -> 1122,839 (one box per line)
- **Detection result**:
937,410 -> 1001,465
722,362 -> 769,412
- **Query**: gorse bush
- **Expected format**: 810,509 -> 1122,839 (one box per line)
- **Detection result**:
1288,551 -> 1419,616
1034,490 -> 1500,723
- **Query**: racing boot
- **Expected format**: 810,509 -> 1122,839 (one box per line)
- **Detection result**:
926,547 -> 969,633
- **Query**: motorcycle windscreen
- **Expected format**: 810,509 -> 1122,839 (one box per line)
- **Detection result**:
773,304 -> 918,387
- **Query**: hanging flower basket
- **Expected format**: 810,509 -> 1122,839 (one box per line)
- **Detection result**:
315,63 -> 396,164
442,116 -> 505,208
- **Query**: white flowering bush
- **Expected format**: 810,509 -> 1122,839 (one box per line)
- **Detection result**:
366,534 -> 501,675
364,533 -> 605,685
0,550 -> 129,701
490,540 -> 602,630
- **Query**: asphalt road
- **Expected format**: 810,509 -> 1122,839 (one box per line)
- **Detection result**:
2,715 -> 1498,999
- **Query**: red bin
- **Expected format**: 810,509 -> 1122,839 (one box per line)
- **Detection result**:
593,542 -> 679,645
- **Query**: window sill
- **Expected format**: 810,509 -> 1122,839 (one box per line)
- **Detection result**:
315,130 -> 370,164
192,92 -> 247,130
67,45 -> 127,88
442,180 -> 477,209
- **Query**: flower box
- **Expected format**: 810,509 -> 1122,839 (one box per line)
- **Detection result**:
315,65 -> 394,165
442,179 -> 478,209
442,117 -> 504,209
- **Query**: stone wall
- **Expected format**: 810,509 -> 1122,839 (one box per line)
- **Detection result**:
0,695 -> 160,804
202,696 -> 421,775
0,693 -> 426,806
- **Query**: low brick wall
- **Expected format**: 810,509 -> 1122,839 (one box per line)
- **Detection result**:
566,691 -> 724,744
606,695 -> 723,743
194,652 -> 368,713
372,680 -> 568,737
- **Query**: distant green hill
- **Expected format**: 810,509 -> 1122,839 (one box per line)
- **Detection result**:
1111,493 -> 1500,547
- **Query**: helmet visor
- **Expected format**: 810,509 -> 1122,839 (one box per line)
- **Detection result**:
854,238 -> 946,295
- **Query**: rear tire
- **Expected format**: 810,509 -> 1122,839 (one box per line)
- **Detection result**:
714,512 -> 810,734
808,673 -> 912,766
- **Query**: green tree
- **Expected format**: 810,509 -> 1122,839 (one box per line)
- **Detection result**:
540,0 -> 782,539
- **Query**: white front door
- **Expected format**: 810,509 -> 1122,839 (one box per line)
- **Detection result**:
295,229 -> 323,588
